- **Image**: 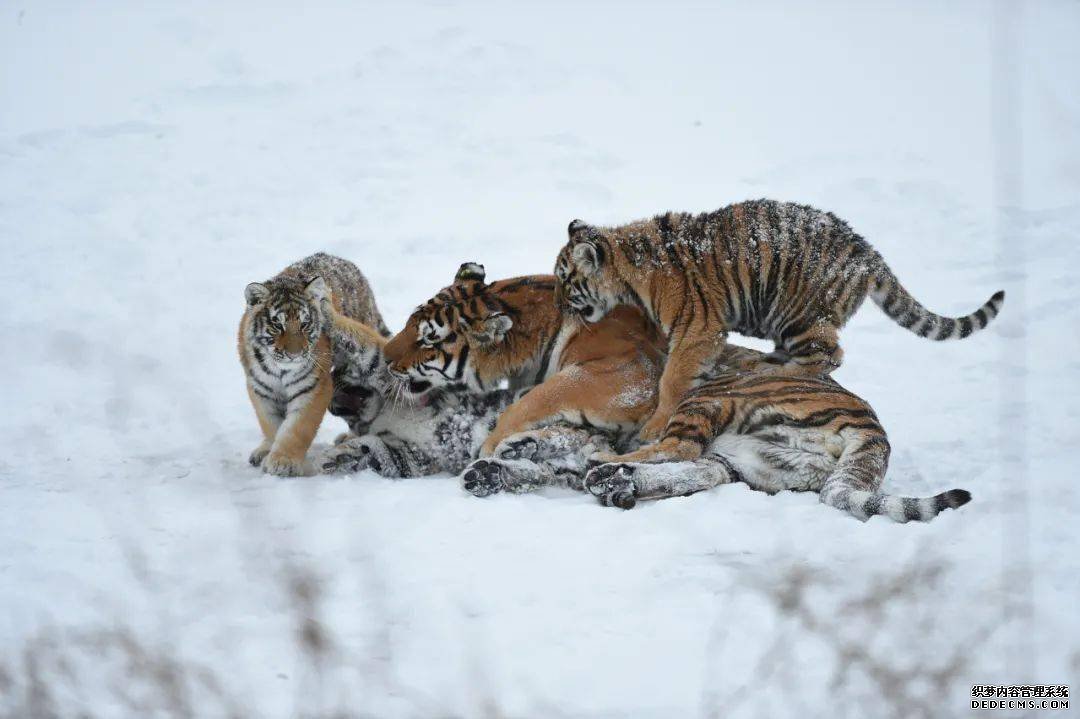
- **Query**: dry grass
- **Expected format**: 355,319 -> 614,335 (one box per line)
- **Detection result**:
0,545 -> 1020,718
704,553 -> 1001,719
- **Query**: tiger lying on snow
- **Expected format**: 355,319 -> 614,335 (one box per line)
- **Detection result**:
320,310 -> 626,492
322,276 -> 970,523
579,344 -> 972,521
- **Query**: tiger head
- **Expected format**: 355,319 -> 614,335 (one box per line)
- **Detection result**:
325,318 -> 390,434
554,219 -> 625,323
382,262 -> 515,400
244,275 -> 331,366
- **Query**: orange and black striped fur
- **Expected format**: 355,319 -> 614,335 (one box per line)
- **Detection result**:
238,253 -> 388,476
382,262 -> 665,457
320,309 -> 624,485
554,199 -> 1005,441
583,344 -> 971,522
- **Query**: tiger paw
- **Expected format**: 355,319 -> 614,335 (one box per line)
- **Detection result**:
262,452 -> 316,477
333,431 -> 356,445
249,441 -> 272,467
584,464 -> 638,509
495,436 -> 539,461
321,442 -> 373,474
461,460 -> 505,497
322,436 -> 398,477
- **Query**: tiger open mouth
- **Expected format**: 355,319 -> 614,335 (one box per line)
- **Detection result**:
406,378 -> 432,395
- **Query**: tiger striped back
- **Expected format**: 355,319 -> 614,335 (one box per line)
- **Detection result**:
554,199 -> 1004,441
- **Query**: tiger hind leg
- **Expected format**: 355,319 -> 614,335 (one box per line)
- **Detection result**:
596,375 -> 731,465
816,432 -> 971,522
494,426 -> 611,461
591,435 -> 705,465
477,366 -> 641,457
465,427 -> 613,496
583,455 -> 742,509
461,458 -> 557,497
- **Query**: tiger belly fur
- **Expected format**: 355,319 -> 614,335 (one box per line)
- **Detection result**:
320,310 -> 623,487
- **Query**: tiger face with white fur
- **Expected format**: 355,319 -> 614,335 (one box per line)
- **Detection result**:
382,263 -> 544,400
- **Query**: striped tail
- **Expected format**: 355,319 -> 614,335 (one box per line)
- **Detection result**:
819,480 -> 972,523
870,263 -> 1005,341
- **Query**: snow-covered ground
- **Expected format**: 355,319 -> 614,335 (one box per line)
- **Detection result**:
3,2 -> 1078,716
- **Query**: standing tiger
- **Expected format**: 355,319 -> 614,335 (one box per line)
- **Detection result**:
553,198 -> 1005,441
238,253 -> 388,476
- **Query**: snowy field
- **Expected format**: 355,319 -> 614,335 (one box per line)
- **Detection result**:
2,1 -> 1079,716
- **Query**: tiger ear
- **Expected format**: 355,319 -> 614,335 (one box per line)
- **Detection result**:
466,313 -> 512,347
245,282 -> 269,306
305,276 -> 331,305
455,262 -> 486,284
568,219 -> 590,236
572,241 -> 600,275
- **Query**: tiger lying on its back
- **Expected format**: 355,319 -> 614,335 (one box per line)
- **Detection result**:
575,344 -> 972,522
238,253 -> 389,476
320,310 -> 622,488
554,199 -> 1005,442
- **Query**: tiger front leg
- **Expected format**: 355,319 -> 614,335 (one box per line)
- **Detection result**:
595,384 -> 727,464
246,384 -> 284,467
773,322 -> 843,377
477,370 -> 598,457
637,333 -> 722,442
262,371 -> 332,477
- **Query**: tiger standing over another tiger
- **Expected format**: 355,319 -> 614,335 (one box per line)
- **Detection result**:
238,252 -> 388,476
553,198 -> 1005,442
